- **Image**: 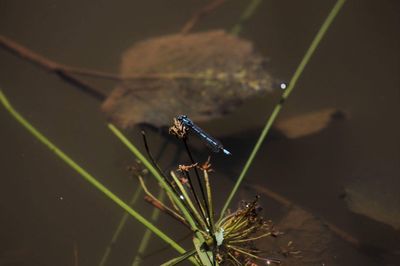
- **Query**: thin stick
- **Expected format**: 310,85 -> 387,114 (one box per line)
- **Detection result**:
138,176 -> 189,228
0,35 -> 107,100
229,232 -> 271,244
227,244 -> 281,264
230,0 -> 263,36
181,0 -> 226,34
0,34 -> 120,81
181,167 -> 209,229
220,0 -> 347,219
0,89 -> 186,256
143,195 -> 189,228
227,251 -> 243,266
140,131 -> 177,193
183,139 -> 214,233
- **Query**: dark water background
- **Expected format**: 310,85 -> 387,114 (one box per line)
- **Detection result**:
0,0 -> 399,265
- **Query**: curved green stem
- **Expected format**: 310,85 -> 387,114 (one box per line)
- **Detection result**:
0,90 -> 186,256
220,0 -> 347,218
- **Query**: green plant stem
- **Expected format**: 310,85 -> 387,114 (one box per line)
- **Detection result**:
170,171 -> 207,230
108,124 -> 198,231
99,138 -> 170,265
0,90 -> 186,256
161,249 -> 198,266
220,0 -> 346,218
99,185 -> 143,266
231,0 -> 263,36
132,188 -> 166,266
108,125 -> 200,265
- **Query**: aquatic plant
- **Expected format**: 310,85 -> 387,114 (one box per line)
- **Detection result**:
146,118 -> 281,265
0,0 -> 346,264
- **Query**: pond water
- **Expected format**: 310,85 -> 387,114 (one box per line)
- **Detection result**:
0,0 -> 399,265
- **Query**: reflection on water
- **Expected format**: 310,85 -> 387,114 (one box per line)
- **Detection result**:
0,0 -> 399,265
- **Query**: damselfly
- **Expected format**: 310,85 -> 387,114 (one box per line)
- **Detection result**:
177,115 -> 231,155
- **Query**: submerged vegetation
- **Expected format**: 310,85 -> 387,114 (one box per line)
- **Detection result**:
0,0 -> 347,265
102,30 -> 274,129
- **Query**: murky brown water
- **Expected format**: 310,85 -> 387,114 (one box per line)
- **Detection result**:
1,0 -> 399,265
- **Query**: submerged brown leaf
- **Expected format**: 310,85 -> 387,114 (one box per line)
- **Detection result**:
275,108 -> 346,139
102,30 -> 274,128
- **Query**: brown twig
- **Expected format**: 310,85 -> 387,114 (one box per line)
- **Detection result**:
144,195 -> 190,229
0,34 -> 108,100
181,0 -> 226,34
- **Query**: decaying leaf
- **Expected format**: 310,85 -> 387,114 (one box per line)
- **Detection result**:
102,30 -> 274,128
275,108 -> 346,139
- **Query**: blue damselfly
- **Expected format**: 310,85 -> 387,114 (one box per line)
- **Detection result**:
177,115 -> 231,155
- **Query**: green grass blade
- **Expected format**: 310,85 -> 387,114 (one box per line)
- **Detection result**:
220,0 -> 347,218
203,170 -> 215,232
99,185 -> 143,266
161,249 -> 198,266
0,90 -> 186,256
132,188 -> 166,266
193,233 -> 218,266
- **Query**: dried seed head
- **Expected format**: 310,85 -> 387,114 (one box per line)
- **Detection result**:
179,176 -> 189,186
169,118 -> 187,138
178,163 -> 198,172
198,156 -> 213,172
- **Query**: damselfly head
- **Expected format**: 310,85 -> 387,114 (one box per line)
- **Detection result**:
173,114 -> 232,155
177,114 -> 193,126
